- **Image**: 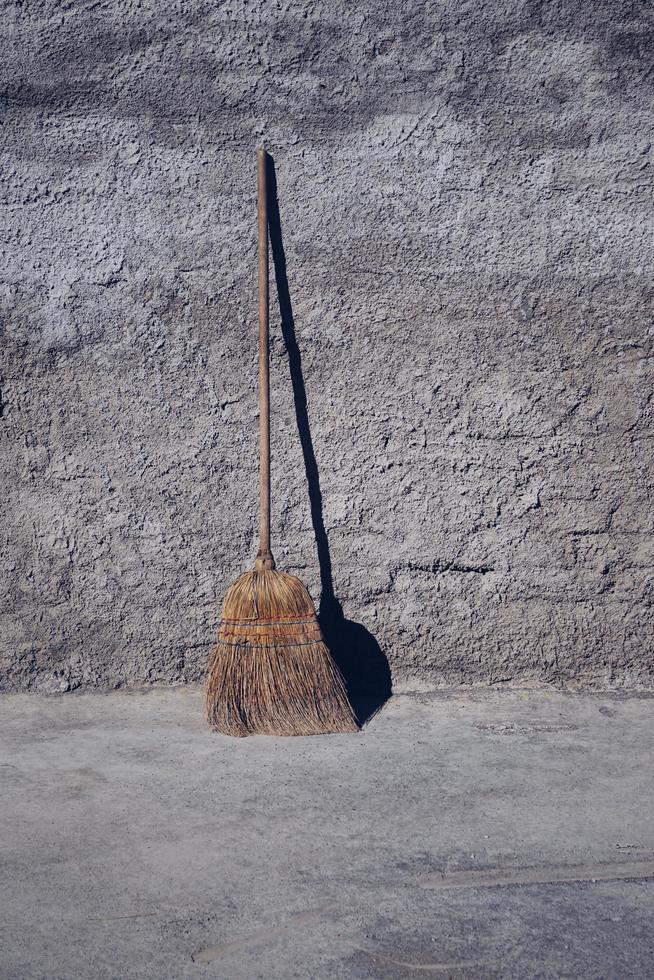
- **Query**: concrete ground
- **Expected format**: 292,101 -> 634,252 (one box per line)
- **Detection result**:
2,688 -> 653,980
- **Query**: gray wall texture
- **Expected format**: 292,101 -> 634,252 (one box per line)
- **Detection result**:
2,0 -> 653,694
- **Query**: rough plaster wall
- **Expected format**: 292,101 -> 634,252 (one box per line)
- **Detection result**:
1,0 -> 653,693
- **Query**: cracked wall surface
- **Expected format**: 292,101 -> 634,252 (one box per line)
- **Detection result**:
1,0 -> 653,693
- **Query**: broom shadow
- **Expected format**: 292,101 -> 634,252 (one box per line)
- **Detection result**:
266,155 -> 392,726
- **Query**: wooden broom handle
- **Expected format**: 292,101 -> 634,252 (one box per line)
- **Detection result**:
256,148 -> 275,570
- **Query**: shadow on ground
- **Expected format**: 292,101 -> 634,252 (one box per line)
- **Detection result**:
266,154 -> 391,726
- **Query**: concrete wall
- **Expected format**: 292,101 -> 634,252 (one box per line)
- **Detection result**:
2,0 -> 652,694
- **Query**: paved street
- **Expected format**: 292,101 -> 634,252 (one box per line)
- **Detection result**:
2,688 -> 653,978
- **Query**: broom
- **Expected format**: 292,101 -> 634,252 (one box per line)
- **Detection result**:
205,148 -> 358,737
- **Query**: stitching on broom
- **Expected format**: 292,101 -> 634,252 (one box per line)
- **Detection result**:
220,632 -> 320,639
216,639 -> 325,649
219,626 -> 321,637
220,617 -> 317,626
219,630 -> 321,638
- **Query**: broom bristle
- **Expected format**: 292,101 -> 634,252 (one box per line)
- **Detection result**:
206,568 -> 359,737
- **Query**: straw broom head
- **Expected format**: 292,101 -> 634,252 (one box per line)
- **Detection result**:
206,566 -> 358,736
